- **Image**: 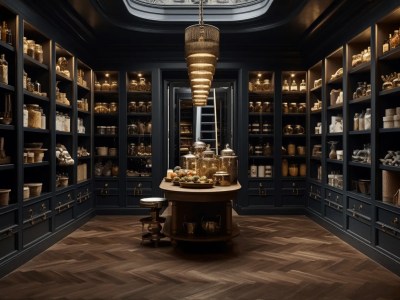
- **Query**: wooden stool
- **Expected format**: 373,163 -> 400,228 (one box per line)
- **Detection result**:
139,197 -> 167,247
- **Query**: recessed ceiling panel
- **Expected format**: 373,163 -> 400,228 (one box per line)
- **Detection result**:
122,0 -> 274,22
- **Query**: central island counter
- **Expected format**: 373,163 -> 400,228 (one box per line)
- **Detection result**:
159,181 -> 241,244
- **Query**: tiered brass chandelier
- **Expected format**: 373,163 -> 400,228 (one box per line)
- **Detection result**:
185,0 -> 220,106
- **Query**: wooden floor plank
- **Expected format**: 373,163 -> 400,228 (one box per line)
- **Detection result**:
0,215 -> 399,299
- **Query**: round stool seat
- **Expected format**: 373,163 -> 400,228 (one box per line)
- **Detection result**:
140,197 -> 166,209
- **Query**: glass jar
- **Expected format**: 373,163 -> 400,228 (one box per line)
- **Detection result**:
282,159 -> 289,176
262,79 -> 271,91
353,113 -> 359,131
362,47 -> 371,62
289,164 -> 299,177
27,40 -> 35,58
94,81 -> 101,91
299,79 -> 306,92
254,101 -> 262,112
128,102 -> 137,112
289,102 -> 297,113
128,143 -> 137,156
23,104 -> 28,127
40,109 -> 46,129
146,101 -> 152,112
359,110 -> 365,131
355,82 -> 363,99
282,79 -> 289,91
109,102 -> 118,113
282,102 -> 289,114
263,143 -> 272,156
262,102 -> 272,112
101,80 -> 110,91
366,84 -> 371,96
248,102 -> 254,112
27,104 -> 42,129
129,80 -> 138,91
23,37 -> 28,54
364,108 -> 371,130
138,101 -> 146,112
65,115 -> 70,132
110,81 -> 118,91
290,80 -> 298,91
34,44 -> 43,64
139,77 -> 146,90
26,78 -> 34,92
390,30 -> 399,49
0,53 -> 8,84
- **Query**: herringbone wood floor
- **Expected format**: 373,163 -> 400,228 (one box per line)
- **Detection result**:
0,215 -> 399,300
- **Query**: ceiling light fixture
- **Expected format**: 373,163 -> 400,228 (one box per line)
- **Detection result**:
185,0 -> 220,106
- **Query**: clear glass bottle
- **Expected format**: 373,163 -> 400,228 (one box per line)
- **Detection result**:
1,21 -> 7,42
359,110 -> 365,131
390,30 -> 399,49
282,79 -> 289,91
383,35 -> 390,53
290,80 -> 298,91
40,109 -> 46,130
299,79 -> 306,91
353,113 -> 359,131
364,108 -> 371,130
0,54 -> 8,84
23,104 -> 28,127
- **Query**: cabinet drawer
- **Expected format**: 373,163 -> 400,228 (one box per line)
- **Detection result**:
94,180 -> 119,190
307,196 -> 322,214
248,186 -> 275,197
248,180 -> 274,189
281,180 -> 306,189
127,181 -> 152,197
324,205 -> 344,228
347,197 -> 372,220
347,214 -> 372,243
376,207 -> 400,231
95,195 -> 121,207
376,207 -> 400,257
282,194 -> 305,206
247,195 -> 275,206
23,198 -> 51,222
76,185 -> 93,217
22,198 -> 52,247
95,187 -> 119,196
325,189 -> 343,207
0,209 -> 18,229
308,183 -> 322,201
0,229 -> 17,260
54,191 -> 75,230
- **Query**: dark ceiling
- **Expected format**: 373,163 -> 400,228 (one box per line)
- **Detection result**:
20,0 -> 398,67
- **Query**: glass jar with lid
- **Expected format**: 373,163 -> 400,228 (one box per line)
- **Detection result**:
27,104 -> 42,129
299,79 -> 306,91
101,80 -> 110,91
109,102 -> 118,113
27,40 -> 35,57
248,102 -> 254,112
129,80 -> 138,91
23,37 -> 28,54
138,101 -> 146,112
34,44 -> 43,64
282,79 -> 289,91
110,81 -> 118,91
139,78 -> 146,91
146,101 -> 152,112
290,80 -> 298,91
94,81 -> 101,91
254,101 -> 262,112
128,101 -> 137,112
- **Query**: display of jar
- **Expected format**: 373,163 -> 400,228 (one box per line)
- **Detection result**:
282,80 -> 289,91
127,123 -> 138,135
197,146 -> 218,178
27,40 -> 35,57
249,102 -> 254,112
138,101 -> 146,112
94,102 -> 109,113
262,102 -> 272,112
254,101 -> 262,112
128,143 -> 137,156
282,102 -> 289,114
299,163 -> 306,177
290,80 -> 297,91
287,143 -> 296,156
263,143 -> 272,156
128,102 -> 137,112
147,101 -> 152,112
299,79 -> 306,91
281,159 -> 289,176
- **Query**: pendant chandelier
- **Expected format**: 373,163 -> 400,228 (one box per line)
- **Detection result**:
185,0 -> 220,106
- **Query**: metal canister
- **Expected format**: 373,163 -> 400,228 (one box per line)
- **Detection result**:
219,144 -> 238,184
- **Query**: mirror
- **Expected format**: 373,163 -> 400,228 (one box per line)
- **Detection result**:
167,81 -> 234,168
